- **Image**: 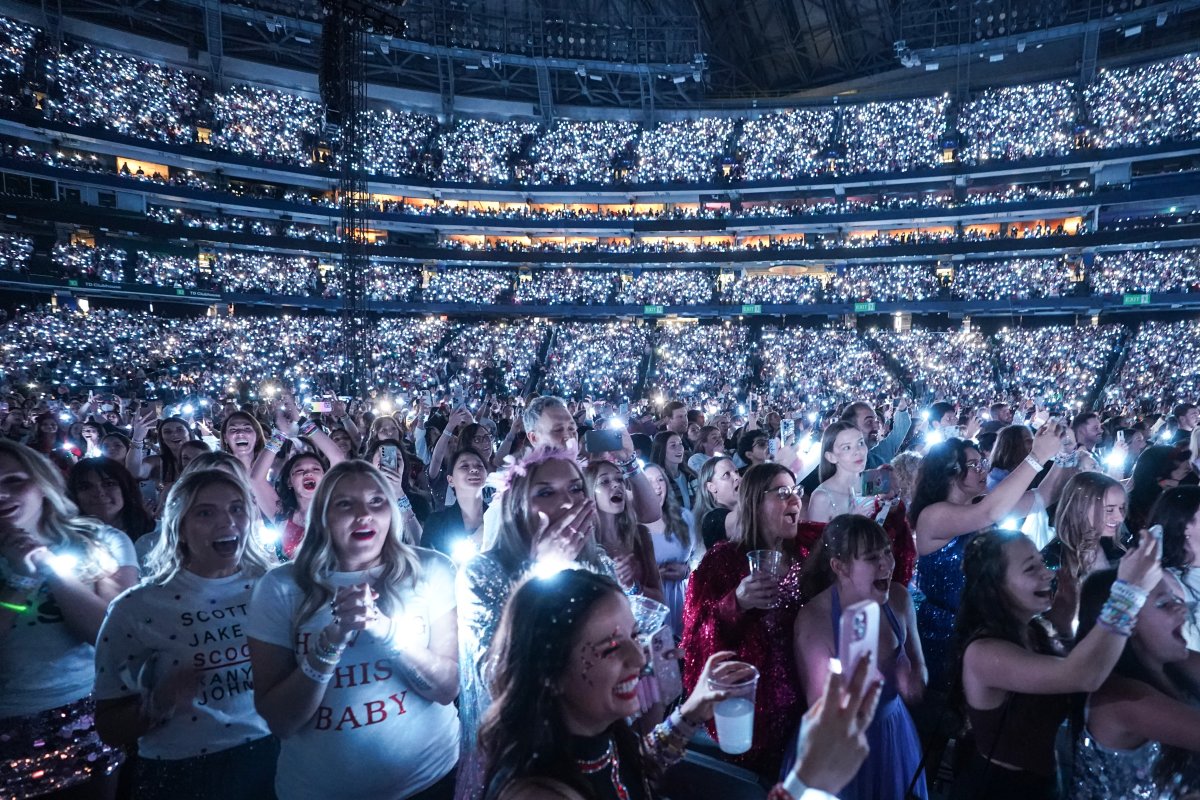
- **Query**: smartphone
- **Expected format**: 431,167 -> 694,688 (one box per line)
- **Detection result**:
862,467 -> 892,496
310,400 -> 332,413
781,418 -> 795,445
768,438 -> 779,458
380,444 -> 399,471
838,599 -> 880,680
619,401 -> 629,417
1117,430 -> 1125,444
1148,524 -> 1164,543
649,625 -> 683,706
584,429 -> 624,454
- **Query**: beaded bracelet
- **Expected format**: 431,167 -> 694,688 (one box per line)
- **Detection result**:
298,419 -> 318,437
299,655 -> 334,684
615,455 -> 643,479
1055,451 -> 1080,469
0,560 -> 41,591
1097,579 -> 1149,636
264,429 -> 288,454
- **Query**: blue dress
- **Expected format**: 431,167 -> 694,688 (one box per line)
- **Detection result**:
832,586 -> 928,800
915,532 -> 973,691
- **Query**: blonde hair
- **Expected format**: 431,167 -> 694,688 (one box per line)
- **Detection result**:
0,440 -> 114,582
1053,471 -> 1125,581
292,460 -> 422,626
144,468 -> 271,584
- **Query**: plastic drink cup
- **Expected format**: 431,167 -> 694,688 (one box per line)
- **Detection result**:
747,550 -> 787,577
709,662 -> 759,755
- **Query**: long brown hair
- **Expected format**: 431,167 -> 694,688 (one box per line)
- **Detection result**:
1053,472 -> 1124,581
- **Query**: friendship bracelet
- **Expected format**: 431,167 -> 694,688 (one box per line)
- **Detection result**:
298,419 -> 318,437
265,429 -> 288,454
299,654 -> 334,684
0,560 -> 41,591
396,496 -> 413,513
1055,451 -> 1080,468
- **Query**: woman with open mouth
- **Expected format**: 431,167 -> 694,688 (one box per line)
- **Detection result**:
94,468 -> 276,800
480,568 -> 880,800
1143,485 -> 1200,651
584,460 -> 665,605
219,411 -> 265,478
0,440 -> 138,800
249,396 -> 347,559
248,460 -> 460,800
793,514 -> 927,800
1070,568 -> 1200,799
952,528 -> 1164,800
681,462 -> 820,778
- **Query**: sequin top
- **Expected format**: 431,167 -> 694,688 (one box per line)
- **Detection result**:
455,552 -> 518,800
1071,728 -> 1161,800
680,526 -> 822,777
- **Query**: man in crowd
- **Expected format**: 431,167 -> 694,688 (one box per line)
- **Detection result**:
841,396 -> 912,468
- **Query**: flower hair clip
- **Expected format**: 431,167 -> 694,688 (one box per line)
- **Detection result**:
484,446 -> 581,499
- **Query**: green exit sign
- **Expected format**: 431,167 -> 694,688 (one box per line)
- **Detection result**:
854,302 -> 877,312
644,305 -> 664,315
1122,293 -> 1151,306
741,304 -> 762,314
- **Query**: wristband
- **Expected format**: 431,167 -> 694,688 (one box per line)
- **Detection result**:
1055,451 -> 1080,468
265,429 -> 288,454
396,495 -> 412,513
298,419 -> 318,437
1023,454 -> 1044,472
299,654 -> 334,684
0,560 -> 41,591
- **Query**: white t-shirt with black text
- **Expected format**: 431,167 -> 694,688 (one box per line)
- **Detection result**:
246,550 -> 459,800
0,526 -> 136,718
93,568 -> 271,759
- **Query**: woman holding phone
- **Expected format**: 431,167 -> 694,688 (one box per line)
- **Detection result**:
794,515 -> 927,800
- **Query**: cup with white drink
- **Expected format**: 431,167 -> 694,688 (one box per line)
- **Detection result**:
708,662 -> 760,755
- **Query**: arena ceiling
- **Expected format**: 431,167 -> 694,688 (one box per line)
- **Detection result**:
13,0 -> 1200,104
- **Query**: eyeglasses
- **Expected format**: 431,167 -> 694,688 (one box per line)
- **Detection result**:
965,457 -> 991,473
771,485 -> 804,500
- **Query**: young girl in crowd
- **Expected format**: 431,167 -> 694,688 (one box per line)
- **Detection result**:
94,469 -> 276,800
248,460 -> 460,800
794,515 -> 926,800
807,421 -> 917,584
67,457 -> 155,547
1041,472 -> 1127,635
584,460 -> 664,604
0,440 -> 138,800
1071,568 -> 1200,799
692,455 -> 741,549
643,462 -> 693,635
953,528 -> 1163,799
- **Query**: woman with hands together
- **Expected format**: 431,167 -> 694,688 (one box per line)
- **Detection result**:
94,469 -> 276,800
248,460 -> 460,800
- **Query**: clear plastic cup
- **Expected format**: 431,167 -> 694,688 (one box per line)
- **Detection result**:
747,549 -> 787,577
708,662 -> 759,755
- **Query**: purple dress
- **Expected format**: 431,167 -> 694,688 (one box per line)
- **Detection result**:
831,585 -> 928,800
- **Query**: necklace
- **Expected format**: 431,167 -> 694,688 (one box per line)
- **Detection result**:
575,739 -> 630,800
